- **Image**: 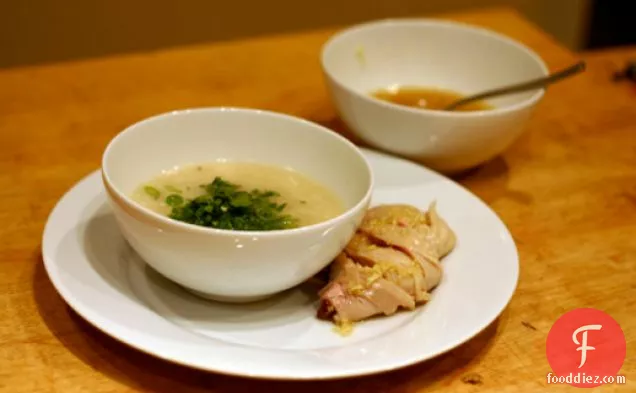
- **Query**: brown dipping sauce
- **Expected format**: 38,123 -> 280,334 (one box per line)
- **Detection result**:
371,86 -> 493,112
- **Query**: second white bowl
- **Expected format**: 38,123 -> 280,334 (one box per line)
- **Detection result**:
321,19 -> 548,173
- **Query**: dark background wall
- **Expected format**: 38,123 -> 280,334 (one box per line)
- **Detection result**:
585,0 -> 636,50
0,0 -> 592,69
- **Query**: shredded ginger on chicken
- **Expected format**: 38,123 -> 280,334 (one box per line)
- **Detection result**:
317,202 -> 456,333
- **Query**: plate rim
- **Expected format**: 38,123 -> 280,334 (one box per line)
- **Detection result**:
41,148 -> 519,380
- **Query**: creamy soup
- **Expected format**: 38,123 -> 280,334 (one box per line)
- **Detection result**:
131,162 -> 345,230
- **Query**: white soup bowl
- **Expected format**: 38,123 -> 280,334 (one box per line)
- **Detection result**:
101,108 -> 373,303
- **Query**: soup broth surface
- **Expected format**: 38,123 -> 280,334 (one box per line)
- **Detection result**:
371,86 -> 493,112
132,162 -> 345,229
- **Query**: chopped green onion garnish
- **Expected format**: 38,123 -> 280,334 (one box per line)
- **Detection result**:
168,177 -> 297,231
165,194 -> 184,207
144,186 -> 161,200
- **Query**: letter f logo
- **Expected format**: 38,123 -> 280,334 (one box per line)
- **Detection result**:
572,324 -> 602,368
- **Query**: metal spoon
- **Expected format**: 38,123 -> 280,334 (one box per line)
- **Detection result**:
444,61 -> 586,111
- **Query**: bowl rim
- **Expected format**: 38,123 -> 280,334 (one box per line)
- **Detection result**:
101,106 -> 374,237
320,18 -> 550,118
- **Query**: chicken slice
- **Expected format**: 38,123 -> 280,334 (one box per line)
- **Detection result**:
359,203 -> 449,291
361,202 -> 455,258
318,202 -> 456,330
427,201 -> 457,257
318,253 -> 415,323
344,232 -> 430,302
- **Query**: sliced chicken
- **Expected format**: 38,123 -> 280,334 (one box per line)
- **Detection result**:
317,254 -> 415,323
344,232 -> 430,301
360,201 -> 455,262
318,202 -> 456,331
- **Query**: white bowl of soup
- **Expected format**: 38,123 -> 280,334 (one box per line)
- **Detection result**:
321,19 -> 548,173
101,107 -> 373,303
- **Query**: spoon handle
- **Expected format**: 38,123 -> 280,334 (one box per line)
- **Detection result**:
444,61 -> 586,110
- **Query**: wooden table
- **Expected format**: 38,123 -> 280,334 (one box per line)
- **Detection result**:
1,7 -> 634,392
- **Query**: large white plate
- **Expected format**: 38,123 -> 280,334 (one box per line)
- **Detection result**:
42,148 -> 518,380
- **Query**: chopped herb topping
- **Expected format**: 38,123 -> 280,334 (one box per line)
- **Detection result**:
168,177 -> 298,231
144,186 -> 161,200
165,194 -> 184,207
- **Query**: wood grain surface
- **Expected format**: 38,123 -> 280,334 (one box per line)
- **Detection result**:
1,6 -> 634,393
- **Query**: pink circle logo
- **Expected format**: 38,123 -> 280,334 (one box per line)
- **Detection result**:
546,308 -> 626,388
